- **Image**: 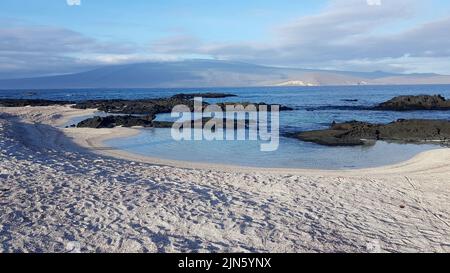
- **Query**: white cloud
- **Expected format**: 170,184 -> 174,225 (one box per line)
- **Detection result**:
66,0 -> 81,6
366,0 -> 382,6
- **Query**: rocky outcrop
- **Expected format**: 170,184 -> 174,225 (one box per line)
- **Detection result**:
215,102 -> 294,111
73,93 -> 243,115
73,99 -> 294,115
153,118 -> 253,129
375,95 -> 450,111
76,116 -> 153,129
306,95 -> 450,112
77,116 -> 254,129
291,119 -> 450,146
2,96 -> 294,115
171,93 -> 237,100
73,98 -> 197,115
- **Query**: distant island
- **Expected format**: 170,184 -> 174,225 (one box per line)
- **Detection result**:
1,59 -> 450,89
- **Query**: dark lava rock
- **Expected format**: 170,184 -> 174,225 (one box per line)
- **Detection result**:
306,95 -> 450,112
171,93 -> 237,100
215,102 -> 294,111
77,116 -> 153,128
73,98 -> 198,115
152,121 -> 176,128
291,119 -> 450,146
74,99 -> 294,115
153,117 -> 253,130
375,95 -> 450,111
3,97 -> 293,115
0,99 -> 73,107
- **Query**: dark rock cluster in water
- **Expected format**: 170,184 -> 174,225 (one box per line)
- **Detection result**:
76,116 -> 255,130
3,94 -> 449,140
72,98 -> 197,116
170,93 -> 237,100
374,95 -> 450,111
215,102 -> 294,111
62,93 -> 290,129
290,119 -> 450,146
306,95 -> 450,112
153,118 -> 254,130
76,115 -> 153,129
1,92 -> 294,114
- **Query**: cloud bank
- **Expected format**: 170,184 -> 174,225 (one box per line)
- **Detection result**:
151,0 -> 450,73
1,0 -> 450,78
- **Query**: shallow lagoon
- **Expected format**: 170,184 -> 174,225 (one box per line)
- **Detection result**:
106,127 -> 439,169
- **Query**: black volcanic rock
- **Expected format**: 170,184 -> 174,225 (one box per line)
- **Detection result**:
73,99 -> 294,114
375,95 -> 450,111
1,97 -> 293,120
215,102 -> 294,111
73,98 -> 197,115
77,116 -> 153,128
171,93 -> 237,100
152,121 -> 176,128
153,117 -> 253,129
291,119 -> 450,146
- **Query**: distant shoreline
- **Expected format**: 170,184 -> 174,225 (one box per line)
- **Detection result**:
2,60 -> 450,90
3,82 -> 450,91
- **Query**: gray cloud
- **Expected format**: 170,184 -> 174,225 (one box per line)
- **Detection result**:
0,24 -> 138,78
0,26 -> 134,54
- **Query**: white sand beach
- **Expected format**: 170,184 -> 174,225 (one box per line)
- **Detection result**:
1,105 -> 449,252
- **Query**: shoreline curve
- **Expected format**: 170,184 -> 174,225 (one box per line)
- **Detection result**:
2,105 -> 449,176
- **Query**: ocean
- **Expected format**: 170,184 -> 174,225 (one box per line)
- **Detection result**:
2,85 -> 450,169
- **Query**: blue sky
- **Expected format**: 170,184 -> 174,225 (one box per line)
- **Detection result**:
1,0 -> 450,78
0,0 -> 327,44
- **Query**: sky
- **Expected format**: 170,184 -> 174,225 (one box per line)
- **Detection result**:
1,0 -> 450,78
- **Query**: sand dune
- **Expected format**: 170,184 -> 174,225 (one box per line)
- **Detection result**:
0,106 -> 449,252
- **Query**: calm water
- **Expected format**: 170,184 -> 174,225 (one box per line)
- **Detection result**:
2,85 -> 449,169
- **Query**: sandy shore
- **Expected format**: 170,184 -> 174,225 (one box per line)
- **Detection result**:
1,105 -> 449,252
